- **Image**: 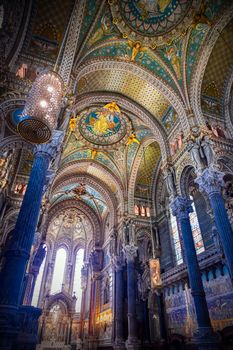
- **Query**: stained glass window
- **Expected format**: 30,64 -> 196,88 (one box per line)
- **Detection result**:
170,197 -> 204,265
190,199 -> 205,254
73,248 -> 84,312
51,248 -> 67,294
170,209 -> 183,265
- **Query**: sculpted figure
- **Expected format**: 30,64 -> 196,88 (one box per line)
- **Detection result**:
187,139 -> 203,171
165,166 -> 176,197
201,135 -> 215,167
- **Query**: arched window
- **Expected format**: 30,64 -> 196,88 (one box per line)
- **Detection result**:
170,209 -> 183,265
189,199 -> 204,254
73,248 -> 84,312
51,248 -> 67,294
31,244 -> 47,307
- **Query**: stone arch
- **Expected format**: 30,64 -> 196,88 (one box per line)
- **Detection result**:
50,172 -> 118,227
55,159 -> 124,210
45,199 -> 102,245
190,5 -> 233,125
74,59 -> 188,132
222,65 -> 233,137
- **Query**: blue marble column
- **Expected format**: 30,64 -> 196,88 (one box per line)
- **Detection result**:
171,196 -> 218,349
123,244 -> 139,350
113,256 -> 125,349
0,131 -> 63,349
196,168 -> 233,280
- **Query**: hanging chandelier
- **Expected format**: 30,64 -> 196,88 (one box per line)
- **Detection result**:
17,70 -> 64,144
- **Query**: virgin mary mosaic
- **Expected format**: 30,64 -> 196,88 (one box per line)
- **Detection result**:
78,106 -> 131,148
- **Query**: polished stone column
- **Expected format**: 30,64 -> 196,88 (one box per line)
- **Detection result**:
142,299 -> 150,343
123,244 -> 139,350
171,196 -> 218,349
195,168 -> 233,280
113,255 -> 125,349
0,131 -> 63,349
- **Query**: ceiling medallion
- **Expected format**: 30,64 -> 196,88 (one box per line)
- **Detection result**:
76,103 -> 132,150
109,0 -> 201,47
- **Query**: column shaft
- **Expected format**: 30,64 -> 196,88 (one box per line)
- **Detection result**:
179,216 -> 211,328
209,192 -> 233,278
115,268 -> 124,342
0,153 -> 50,307
127,261 -> 137,341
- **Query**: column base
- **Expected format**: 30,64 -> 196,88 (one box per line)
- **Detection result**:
114,341 -> 126,350
192,327 -> 220,350
0,305 -> 19,350
126,338 -> 140,350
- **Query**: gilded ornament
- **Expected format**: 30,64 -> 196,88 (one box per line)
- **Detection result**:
127,40 -> 147,62
191,2 -> 212,29
126,133 -> 140,146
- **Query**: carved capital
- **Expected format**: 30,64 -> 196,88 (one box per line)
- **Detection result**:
195,168 -> 225,196
111,255 -> 124,271
171,196 -> 193,220
123,244 -> 137,263
34,130 -> 64,160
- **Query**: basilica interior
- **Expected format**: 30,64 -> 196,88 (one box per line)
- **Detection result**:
0,1 -> 233,350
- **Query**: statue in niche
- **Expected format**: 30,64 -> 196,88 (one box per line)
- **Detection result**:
165,165 -> 176,197
201,135 -> 215,167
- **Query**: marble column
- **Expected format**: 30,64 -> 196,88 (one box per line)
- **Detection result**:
142,299 -> 150,343
171,196 -> 218,349
195,168 -> 233,280
123,244 -> 139,350
113,255 -> 125,349
0,131 -> 63,349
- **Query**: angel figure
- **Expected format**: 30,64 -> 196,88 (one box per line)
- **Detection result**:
128,40 -> 147,62
126,133 -> 140,146
103,101 -> 121,113
91,149 -> 97,160
166,45 -> 181,80
192,2 -> 212,29
69,116 -> 77,132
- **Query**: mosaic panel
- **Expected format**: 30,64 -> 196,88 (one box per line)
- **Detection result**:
86,42 -> 175,89
135,142 -> 161,197
110,0 -> 200,47
77,70 -> 169,121
27,0 -> 74,59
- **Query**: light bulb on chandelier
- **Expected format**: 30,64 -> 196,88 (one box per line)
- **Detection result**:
17,71 -> 64,144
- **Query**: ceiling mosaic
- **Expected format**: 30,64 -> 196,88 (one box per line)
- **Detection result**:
135,141 -> 161,197
201,18 -> 233,117
51,183 -> 107,216
86,6 -> 121,48
77,70 -> 170,121
76,106 -> 132,149
48,208 -> 93,240
109,0 -> 200,47
26,0 -> 74,60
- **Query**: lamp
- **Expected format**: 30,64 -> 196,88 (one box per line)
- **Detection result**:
18,70 -> 64,144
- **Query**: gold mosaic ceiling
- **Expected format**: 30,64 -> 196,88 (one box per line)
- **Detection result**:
202,18 -> 233,93
77,70 -> 169,120
135,141 -> 161,197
